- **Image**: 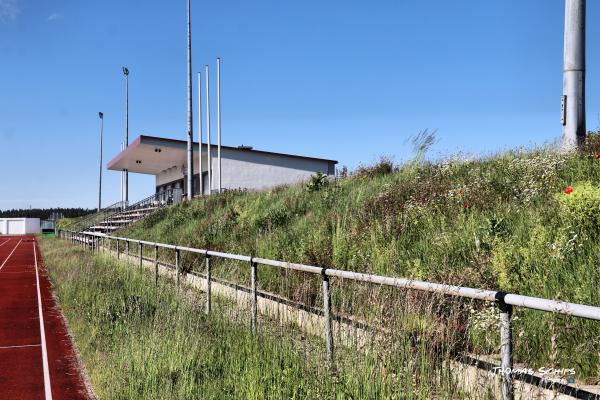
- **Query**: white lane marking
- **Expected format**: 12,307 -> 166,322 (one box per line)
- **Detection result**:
33,241 -> 53,400
0,344 -> 41,350
0,239 -> 23,272
0,239 -> 10,247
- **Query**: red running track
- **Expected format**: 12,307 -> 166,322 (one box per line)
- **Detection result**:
0,236 -> 91,399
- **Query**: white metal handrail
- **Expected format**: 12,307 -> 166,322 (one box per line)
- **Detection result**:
59,229 -> 600,400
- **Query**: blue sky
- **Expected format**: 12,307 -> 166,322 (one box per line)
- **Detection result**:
0,0 -> 598,209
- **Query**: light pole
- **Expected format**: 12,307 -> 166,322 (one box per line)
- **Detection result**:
98,112 -> 104,213
186,0 -> 194,200
120,141 -> 124,206
122,66 -> 129,206
562,0 -> 586,149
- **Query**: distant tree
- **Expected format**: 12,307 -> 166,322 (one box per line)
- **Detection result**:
0,208 -> 95,220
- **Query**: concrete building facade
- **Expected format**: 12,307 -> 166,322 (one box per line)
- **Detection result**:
107,135 -> 337,197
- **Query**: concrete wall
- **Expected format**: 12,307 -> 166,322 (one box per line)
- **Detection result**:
156,147 -> 335,195
156,166 -> 185,187
214,148 -> 334,193
0,218 -> 41,235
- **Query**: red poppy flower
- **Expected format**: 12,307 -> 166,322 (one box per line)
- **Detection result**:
462,202 -> 469,209
564,187 -> 573,194
594,153 -> 600,159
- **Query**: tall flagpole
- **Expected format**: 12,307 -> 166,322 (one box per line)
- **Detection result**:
205,64 -> 212,195
97,112 -> 104,212
217,57 -> 222,193
198,71 -> 204,195
186,0 -> 194,199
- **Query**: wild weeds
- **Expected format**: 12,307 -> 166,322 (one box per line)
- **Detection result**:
120,145 -> 600,380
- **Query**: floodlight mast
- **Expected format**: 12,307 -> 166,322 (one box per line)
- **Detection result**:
122,66 -> 129,207
120,142 -> 124,205
562,0 -> 586,149
186,0 -> 194,200
98,112 -> 104,213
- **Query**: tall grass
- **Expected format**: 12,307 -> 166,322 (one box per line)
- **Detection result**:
42,238 -> 476,399
120,142 -> 600,381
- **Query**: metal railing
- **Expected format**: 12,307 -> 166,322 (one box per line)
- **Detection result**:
58,229 -> 600,400
62,200 -> 127,233
132,188 -> 183,211
64,188 -> 184,233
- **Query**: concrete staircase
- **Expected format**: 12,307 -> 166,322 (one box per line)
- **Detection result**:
84,206 -> 160,234
70,188 -> 183,235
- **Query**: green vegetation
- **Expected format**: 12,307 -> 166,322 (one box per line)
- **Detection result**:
118,135 -> 600,381
41,238 -> 470,399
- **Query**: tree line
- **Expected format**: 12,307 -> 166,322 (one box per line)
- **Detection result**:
0,208 -> 95,220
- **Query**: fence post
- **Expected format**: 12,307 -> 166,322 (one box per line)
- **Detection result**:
322,269 -> 334,368
154,245 -> 159,286
175,248 -> 181,289
138,241 -> 143,272
250,258 -> 257,334
498,295 -> 514,400
116,239 -> 120,260
126,240 -> 130,259
205,256 -> 212,314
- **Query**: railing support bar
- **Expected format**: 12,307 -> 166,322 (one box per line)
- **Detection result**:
138,242 -> 143,272
175,249 -> 181,289
205,256 -> 212,314
322,270 -> 334,368
154,245 -> 159,286
498,297 -> 514,400
250,258 -> 257,334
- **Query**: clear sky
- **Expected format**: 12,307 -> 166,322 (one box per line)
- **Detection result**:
0,0 -> 598,210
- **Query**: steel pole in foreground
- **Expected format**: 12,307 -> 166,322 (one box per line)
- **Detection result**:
562,0 -> 586,149
197,71 -> 204,196
186,0 -> 194,200
217,57 -> 222,193
122,67 -> 130,206
97,112 -> 104,212
205,64 -> 212,195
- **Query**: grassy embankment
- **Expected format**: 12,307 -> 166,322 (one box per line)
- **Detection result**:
118,137 -> 600,381
41,238 -> 467,399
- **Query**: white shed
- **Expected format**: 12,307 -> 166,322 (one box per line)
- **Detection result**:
0,218 -> 41,235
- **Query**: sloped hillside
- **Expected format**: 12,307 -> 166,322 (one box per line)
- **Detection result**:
121,136 -> 600,378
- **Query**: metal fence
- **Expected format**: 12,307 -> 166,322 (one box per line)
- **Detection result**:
58,229 -> 600,400
62,200 -> 128,233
